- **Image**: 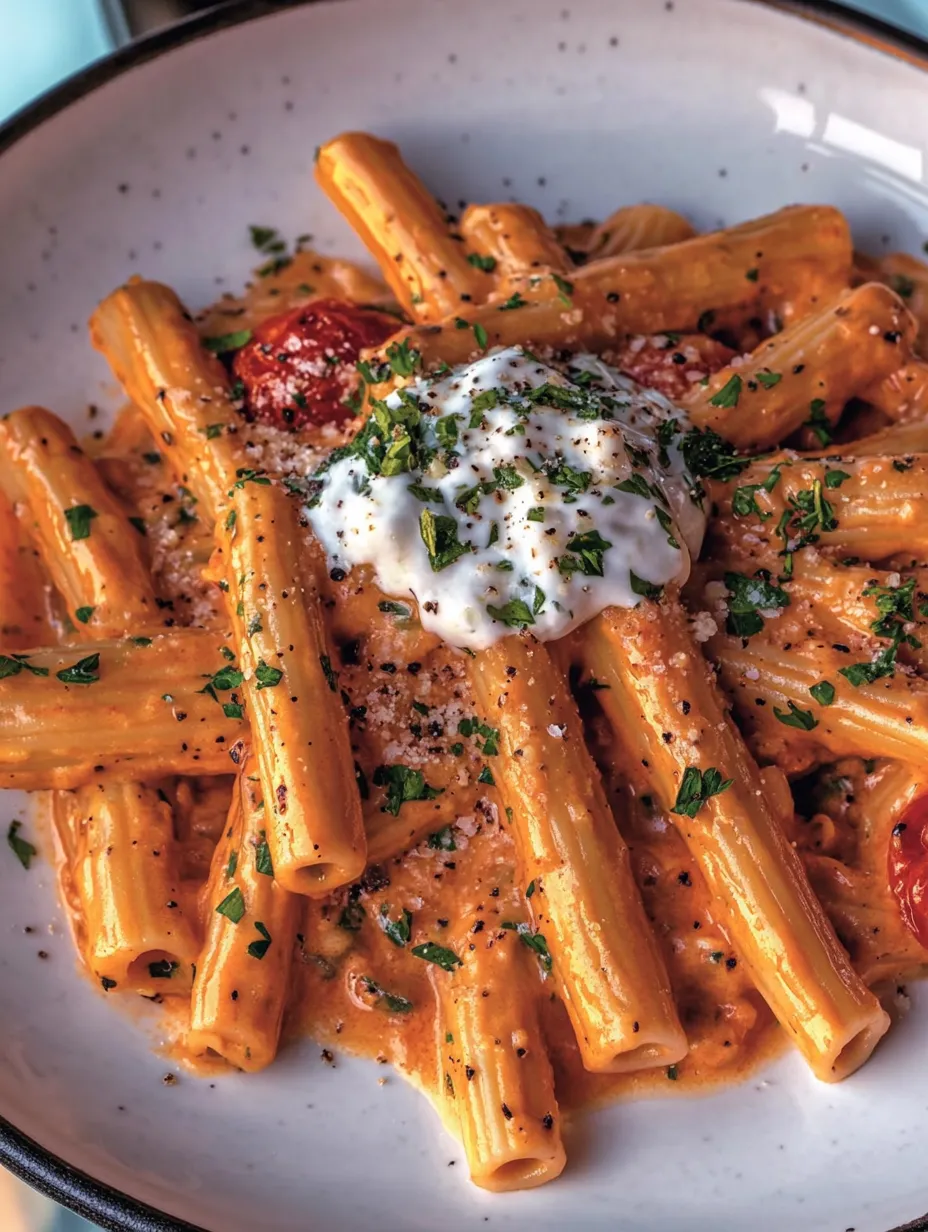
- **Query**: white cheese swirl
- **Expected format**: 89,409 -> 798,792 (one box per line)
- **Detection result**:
307,347 -> 706,650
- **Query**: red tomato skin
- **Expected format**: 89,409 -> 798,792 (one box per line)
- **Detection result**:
611,334 -> 736,401
889,793 -> 928,949
233,299 -> 398,430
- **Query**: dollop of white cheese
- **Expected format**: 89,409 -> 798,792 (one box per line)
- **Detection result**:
307,347 -> 705,650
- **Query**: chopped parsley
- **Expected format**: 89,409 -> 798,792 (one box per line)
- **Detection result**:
773,700 -> 818,730
254,660 -> 283,689
7,820 -> 36,869
776,478 -> 837,576
680,426 -> 757,483
0,654 -> 48,680
498,292 -> 528,311
407,483 -> 443,503
215,887 -> 246,923
630,571 -> 662,601
203,329 -> 252,353
671,766 -> 733,818
708,374 -> 742,409
255,834 -> 274,876
552,273 -> 574,305
457,716 -> 499,756
809,681 -> 836,706
385,338 -> 421,378
362,977 -> 413,1013
198,664 -> 245,702
56,653 -> 100,685
558,529 -> 612,578
319,655 -> 338,693
427,826 -> 456,852
616,473 -> 653,499
724,571 -> 789,638
467,253 -> 497,272
379,906 -> 413,947
804,398 -> 831,446
373,764 -> 444,816
501,921 -> 553,971
486,598 -> 536,628
148,960 -> 179,979
247,921 -> 272,960
822,469 -> 850,490
378,599 -> 412,621
419,509 -> 470,572
411,941 -> 462,971
435,415 -> 460,450
839,575 -> 920,687
64,504 -> 98,541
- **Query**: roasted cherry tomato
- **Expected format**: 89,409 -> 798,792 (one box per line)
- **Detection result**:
612,333 -> 736,401
889,793 -> 928,948
233,299 -> 398,430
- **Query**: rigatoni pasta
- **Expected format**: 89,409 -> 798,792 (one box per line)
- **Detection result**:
8,128 -> 928,1195
187,761 -> 300,1071
216,480 -> 366,894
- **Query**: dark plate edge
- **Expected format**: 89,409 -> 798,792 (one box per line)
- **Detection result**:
0,0 -> 927,1229
0,1113 -> 204,1231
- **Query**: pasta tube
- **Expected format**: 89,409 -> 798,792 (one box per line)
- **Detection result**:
0,629 -> 245,788
861,251 -> 928,352
90,279 -> 248,513
365,793 -> 471,865
368,204 -> 852,371
712,634 -> 928,765
4,408 -> 202,1001
586,203 -> 696,257
771,555 -> 928,673
315,132 -> 488,320
218,480 -> 366,894
834,420 -> 928,457
187,762 -> 300,1071
864,360 -> 928,421
57,780 -> 200,995
0,487 -> 53,649
459,204 -> 571,290
470,635 -> 686,1073
688,283 -> 915,449
0,407 -> 158,636
435,921 -> 565,1190
713,453 -> 928,563
580,598 -> 889,1080
801,759 -> 928,986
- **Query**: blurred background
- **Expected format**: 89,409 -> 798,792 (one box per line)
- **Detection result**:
0,0 -> 926,1228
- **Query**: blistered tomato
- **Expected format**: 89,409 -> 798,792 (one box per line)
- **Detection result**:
889,793 -> 928,948
233,299 -> 398,429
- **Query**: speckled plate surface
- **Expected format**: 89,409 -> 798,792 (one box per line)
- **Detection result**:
2,1 -> 928,1229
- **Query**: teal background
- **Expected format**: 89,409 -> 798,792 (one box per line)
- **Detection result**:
0,0 -> 925,1229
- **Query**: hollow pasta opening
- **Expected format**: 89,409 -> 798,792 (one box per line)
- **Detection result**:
481,1154 -> 564,1193
126,949 -> 183,988
826,1012 -> 891,1083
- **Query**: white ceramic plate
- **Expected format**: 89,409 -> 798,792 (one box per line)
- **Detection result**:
2,1 -> 928,1228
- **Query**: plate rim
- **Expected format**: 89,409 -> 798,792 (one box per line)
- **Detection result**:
2,0 -> 928,1228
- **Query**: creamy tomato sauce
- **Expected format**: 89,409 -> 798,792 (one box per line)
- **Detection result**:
65,244 -> 923,1130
